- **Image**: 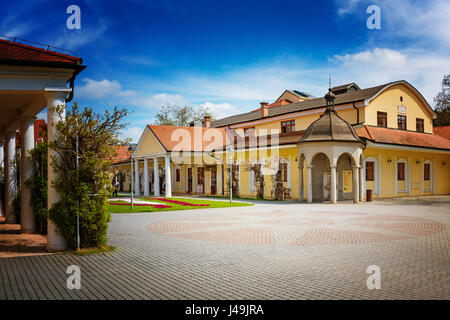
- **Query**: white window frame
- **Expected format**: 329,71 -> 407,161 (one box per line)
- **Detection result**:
363,157 -> 378,195
422,160 -> 433,194
395,158 -> 408,194
279,158 -> 291,189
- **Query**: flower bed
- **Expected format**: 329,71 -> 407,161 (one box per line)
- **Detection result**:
155,198 -> 210,207
109,202 -> 171,209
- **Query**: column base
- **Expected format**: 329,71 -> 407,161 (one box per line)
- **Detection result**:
5,214 -> 16,224
46,220 -> 67,251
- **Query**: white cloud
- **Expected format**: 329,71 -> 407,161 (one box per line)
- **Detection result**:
120,125 -> 144,143
53,20 -> 108,50
199,102 -> 239,119
36,110 -> 47,122
77,79 -> 125,99
130,93 -> 186,109
335,0 -> 450,48
76,78 -> 186,110
329,48 -> 450,104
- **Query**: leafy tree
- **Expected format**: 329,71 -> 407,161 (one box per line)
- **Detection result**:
48,103 -> 128,249
154,105 -> 214,126
433,74 -> 450,126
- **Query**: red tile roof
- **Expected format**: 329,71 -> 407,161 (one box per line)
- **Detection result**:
111,146 -> 133,164
0,39 -> 84,68
356,126 -> 450,151
433,126 -> 450,140
148,125 -> 229,152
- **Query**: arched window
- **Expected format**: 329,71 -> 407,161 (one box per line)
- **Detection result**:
279,158 -> 291,188
423,160 -> 433,194
363,157 -> 378,195
395,158 -> 408,194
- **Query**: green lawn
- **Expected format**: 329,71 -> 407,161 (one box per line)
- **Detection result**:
108,197 -> 253,213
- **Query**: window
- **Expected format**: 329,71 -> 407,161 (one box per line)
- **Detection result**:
377,112 -> 387,127
397,115 -> 407,130
281,120 -> 295,133
397,162 -> 405,181
279,162 -> 288,182
197,167 -> 204,185
244,127 -> 255,138
424,163 -> 430,181
365,161 -> 374,181
176,168 -> 180,182
416,118 -> 424,132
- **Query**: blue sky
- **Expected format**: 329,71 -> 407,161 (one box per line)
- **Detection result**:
1,0 -> 449,142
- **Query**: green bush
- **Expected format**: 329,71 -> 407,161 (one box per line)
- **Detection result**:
25,142 -> 48,234
48,104 -> 128,249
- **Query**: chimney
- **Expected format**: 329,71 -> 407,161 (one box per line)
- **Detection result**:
204,115 -> 211,128
260,102 -> 269,117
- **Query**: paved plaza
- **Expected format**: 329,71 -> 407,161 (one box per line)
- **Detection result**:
0,197 -> 449,300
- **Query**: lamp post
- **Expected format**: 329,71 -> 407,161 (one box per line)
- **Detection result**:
128,145 -> 136,210
226,146 -> 235,205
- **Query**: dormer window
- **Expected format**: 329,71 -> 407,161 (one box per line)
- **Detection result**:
281,120 -> 295,133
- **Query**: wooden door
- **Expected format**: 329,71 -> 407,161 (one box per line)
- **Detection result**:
187,168 -> 193,193
211,168 -> 217,195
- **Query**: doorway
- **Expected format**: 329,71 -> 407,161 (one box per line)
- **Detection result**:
187,168 -> 193,194
197,167 -> 205,194
211,167 -> 217,195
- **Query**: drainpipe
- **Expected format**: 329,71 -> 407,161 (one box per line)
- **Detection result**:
352,102 -> 360,125
65,66 -> 85,103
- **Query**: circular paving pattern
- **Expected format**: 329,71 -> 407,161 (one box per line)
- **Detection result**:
147,211 -> 446,246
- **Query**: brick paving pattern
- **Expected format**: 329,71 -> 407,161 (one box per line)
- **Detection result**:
0,199 -> 449,300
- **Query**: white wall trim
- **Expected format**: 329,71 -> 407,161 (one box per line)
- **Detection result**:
363,157 -> 378,195
422,160 -> 433,194
395,158 -> 408,195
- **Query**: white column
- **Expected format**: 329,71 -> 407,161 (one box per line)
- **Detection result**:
153,158 -> 160,196
330,165 -> 337,204
306,165 -> 312,203
20,116 -> 36,233
144,158 -> 149,196
359,166 -> 364,201
46,91 -> 68,251
298,165 -> 304,202
165,154 -> 172,197
4,132 -> 17,223
353,165 -> 360,203
134,159 -> 140,196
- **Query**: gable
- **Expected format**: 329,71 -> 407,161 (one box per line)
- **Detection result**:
134,126 -> 166,156
365,83 -> 434,133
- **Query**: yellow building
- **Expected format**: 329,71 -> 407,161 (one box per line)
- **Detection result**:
112,80 -> 450,202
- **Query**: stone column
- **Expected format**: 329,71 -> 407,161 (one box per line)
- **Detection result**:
298,165 -> 304,202
4,131 -> 17,223
46,91 -> 68,251
306,165 -> 312,203
134,159 -> 140,196
153,158 -> 160,196
143,158 -> 149,196
330,165 -> 337,204
20,116 -> 37,233
165,154 -> 172,197
359,166 -> 364,201
353,165 -> 359,203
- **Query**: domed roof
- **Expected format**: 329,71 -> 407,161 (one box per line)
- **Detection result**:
299,89 -> 363,143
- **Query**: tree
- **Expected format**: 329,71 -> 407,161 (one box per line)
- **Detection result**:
154,105 -> 214,126
48,103 -> 128,249
433,74 -> 450,126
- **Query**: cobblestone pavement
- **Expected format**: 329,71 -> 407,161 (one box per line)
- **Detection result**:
0,200 -> 449,300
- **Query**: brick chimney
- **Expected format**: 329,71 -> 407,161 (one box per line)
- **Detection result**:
204,115 -> 211,128
260,102 -> 269,117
